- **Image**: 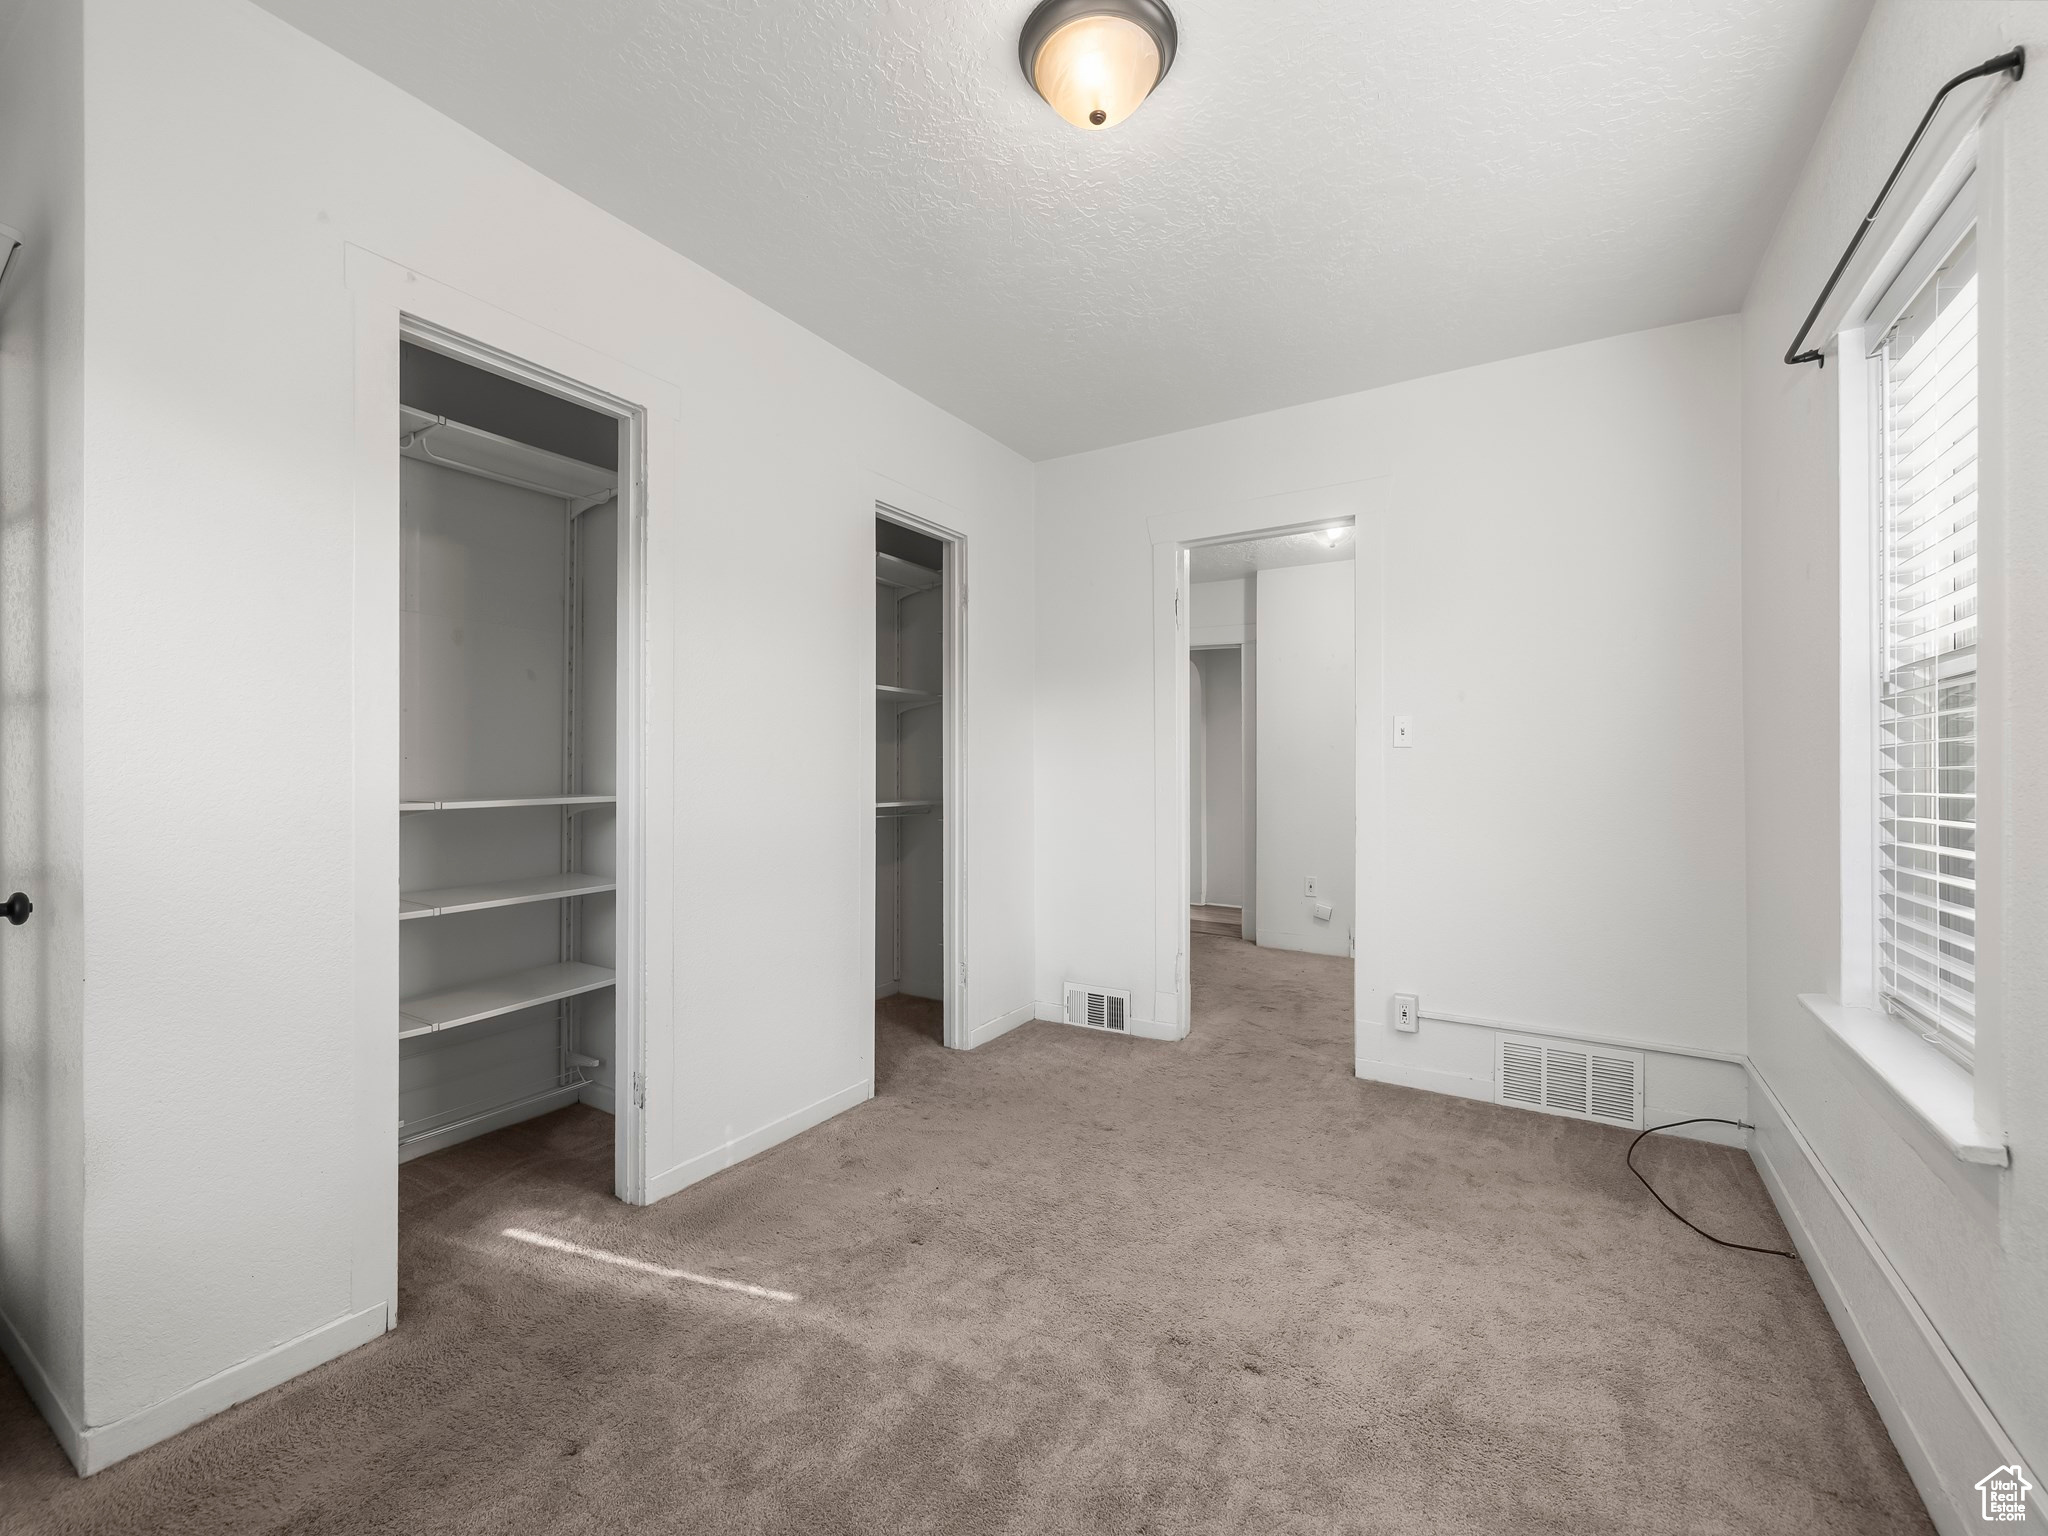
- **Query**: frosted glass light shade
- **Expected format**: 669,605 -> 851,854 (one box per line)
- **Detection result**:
1034,16 -> 1159,128
1019,0 -> 1177,130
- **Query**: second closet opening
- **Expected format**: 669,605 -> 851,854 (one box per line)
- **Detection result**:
874,512 -> 954,1069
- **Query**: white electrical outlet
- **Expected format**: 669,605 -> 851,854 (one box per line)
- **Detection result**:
1393,993 -> 1419,1032
1313,901 -> 1333,922
1304,875 -> 1319,897
1392,715 -> 1414,748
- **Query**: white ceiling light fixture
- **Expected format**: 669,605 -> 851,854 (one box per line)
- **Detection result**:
1322,526 -> 1349,546
1019,0 -> 1177,130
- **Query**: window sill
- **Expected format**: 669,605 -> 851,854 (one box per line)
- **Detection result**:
1797,994 -> 2007,1168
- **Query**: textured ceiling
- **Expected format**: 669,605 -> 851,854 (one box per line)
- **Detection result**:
1190,530 -> 1353,582
253,0 -> 1872,459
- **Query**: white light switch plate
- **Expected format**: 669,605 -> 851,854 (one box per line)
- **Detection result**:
1392,715 -> 1414,748
1304,875 -> 1319,897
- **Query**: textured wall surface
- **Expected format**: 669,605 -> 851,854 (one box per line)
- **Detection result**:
1252,563 -> 1352,957
250,0 -> 1870,458
1739,0 -> 2048,1491
0,0 -> 88,1433
1035,317 -> 1745,1064
66,0 -> 1036,1440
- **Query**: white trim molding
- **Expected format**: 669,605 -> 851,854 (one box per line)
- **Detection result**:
1798,994 -> 2007,1168
1359,1007 -> 1751,1146
1419,1006 -> 1745,1065
18,1304 -> 391,1476
644,1079 -> 870,1205
1033,1002 -> 1179,1042
1748,1064 -> 2036,1534
968,1003 -> 1035,1049
0,1303 -> 83,1471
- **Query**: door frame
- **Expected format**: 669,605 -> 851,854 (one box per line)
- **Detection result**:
1187,640 -> 1248,925
873,481 -> 970,1053
1147,479 -> 1387,1042
346,248 -> 681,1331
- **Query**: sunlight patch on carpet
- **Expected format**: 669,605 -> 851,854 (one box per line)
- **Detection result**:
502,1227 -> 798,1302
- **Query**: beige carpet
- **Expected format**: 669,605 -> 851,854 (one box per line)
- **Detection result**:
0,936 -> 1930,1534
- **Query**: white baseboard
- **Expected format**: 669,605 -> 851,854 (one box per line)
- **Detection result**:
968,1003 -> 1034,1049
62,1302 -> 388,1475
1353,1056 -> 1494,1102
1253,928 -> 1350,958
579,1082 -> 617,1115
0,1300 -> 84,1471
1747,1064 -> 2034,1534
1361,1015 -> 1750,1146
644,1078 -> 870,1205
1034,1001 -> 1178,1042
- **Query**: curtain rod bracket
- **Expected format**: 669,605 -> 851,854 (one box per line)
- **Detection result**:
1784,45 -> 2023,369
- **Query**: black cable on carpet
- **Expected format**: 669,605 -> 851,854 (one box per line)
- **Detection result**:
1627,1118 -> 1795,1258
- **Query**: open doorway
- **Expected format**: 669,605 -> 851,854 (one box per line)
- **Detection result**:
874,503 -> 966,1083
1180,523 -> 1356,1030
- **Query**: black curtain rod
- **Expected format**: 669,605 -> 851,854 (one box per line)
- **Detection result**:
1784,45 -> 2024,367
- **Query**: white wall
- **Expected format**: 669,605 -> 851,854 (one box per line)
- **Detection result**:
1252,563 -> 1352,955
1191,646 -> 1244,907
0,0 -> 88,1445
1188,576 -> 1247,641
36,0 -> 1035,1460
1739,1 -> 2047,1516
1034,317 -> 1747,1119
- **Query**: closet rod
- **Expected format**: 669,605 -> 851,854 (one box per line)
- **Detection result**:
1784,45 -> 2023,368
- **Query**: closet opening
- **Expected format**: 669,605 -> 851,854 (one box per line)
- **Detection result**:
394,336 -> 639,1203
874,507 -> 964,1073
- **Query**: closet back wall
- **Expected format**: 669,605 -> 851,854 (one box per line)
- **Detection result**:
52,0 -> 1034,1455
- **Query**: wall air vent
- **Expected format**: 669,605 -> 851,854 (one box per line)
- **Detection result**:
1495,1034 -> 1643,1129
1064,983 -> 1131,1034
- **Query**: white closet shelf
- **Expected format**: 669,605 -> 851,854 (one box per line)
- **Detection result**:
875,684 -> 940,710
400,405 -> 616,506
399,961 -> 615,1039
876,800 -> 939,816
402,795 -> 615,813
398,872 -> 616,920
876,552 -> 941,592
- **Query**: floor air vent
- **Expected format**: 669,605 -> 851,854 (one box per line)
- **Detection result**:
1064,983 -> 1130,1033
1496,1034 -> 1642,1128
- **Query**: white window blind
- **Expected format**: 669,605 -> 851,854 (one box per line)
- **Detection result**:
1876,226 -> 1979,1063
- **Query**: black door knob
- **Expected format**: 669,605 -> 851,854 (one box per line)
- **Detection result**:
1,892 -> 31,926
